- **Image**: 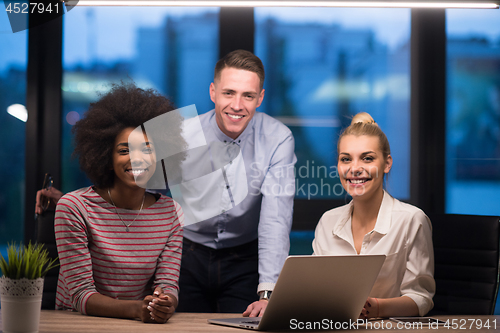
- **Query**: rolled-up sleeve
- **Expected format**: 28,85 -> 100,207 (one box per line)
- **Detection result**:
257,131 -> 297,292
401,211 -> 436,316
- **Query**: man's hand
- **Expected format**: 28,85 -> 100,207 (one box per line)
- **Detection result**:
140,287 -> 177,323
242,300 -> 268,318
35,187 -> 63,215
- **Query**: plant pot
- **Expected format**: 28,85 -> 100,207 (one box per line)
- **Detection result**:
0,276 -> 44,333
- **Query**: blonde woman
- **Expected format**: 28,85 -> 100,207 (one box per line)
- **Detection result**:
313,112 -> 435,318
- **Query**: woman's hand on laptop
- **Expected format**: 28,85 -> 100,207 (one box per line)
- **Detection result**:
359,297 -> 380,319
242,300 -> 268,317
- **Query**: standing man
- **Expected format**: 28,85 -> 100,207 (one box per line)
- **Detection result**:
176,50 -> 296,316
35,50 -> 296,317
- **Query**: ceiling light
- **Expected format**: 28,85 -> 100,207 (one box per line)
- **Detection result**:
7,104 -> 28,123
63,0 -> 500,9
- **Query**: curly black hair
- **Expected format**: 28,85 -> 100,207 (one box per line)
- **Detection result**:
72,82 -> 186,189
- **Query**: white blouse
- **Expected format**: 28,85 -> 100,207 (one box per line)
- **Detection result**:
312,191 -> 435,316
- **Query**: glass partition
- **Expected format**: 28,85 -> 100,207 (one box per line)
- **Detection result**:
0,8 -> 27,246
62,7 -> 219,193
255,8 -> 411,200
445,9 -> 500,216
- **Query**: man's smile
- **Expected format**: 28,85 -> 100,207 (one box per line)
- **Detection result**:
225,112 -> 245,120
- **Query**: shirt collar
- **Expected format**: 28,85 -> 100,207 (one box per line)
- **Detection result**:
209,109 -> 255,144
372,190 -> 393,235
332,190 -> 394,237
332,200 -> 354,237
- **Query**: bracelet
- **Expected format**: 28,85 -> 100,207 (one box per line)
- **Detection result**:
374,298 -> 380,318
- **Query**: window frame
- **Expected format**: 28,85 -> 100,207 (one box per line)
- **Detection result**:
25,15 -> 62,243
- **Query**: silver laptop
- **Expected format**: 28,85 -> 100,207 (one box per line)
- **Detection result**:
208,254 -> 386,331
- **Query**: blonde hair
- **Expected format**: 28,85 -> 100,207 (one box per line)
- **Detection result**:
337,112 -> 391,160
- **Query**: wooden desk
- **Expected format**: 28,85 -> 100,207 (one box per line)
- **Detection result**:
1,311 -> 499,332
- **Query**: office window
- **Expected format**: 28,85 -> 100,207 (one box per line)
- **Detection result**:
255,8 -> 411,200
0,9 -> 27,247
445,9 -> 500,215
62,7 -> 219,193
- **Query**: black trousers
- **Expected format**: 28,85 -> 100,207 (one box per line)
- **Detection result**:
176,238 -> 259,313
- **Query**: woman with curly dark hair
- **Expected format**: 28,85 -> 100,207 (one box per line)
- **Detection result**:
54,83 -> 186,324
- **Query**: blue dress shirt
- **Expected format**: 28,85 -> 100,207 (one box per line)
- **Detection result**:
183,110 -> 297,292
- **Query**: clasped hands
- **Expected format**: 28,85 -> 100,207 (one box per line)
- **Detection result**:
141,287 -> 177,324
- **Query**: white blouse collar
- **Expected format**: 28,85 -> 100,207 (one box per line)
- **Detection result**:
332,190 -> 394,237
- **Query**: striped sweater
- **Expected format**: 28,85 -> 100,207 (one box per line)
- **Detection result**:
54,186 -> 183,314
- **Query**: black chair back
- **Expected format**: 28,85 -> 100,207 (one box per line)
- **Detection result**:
429,213 -> 500,315
36,209 -> 60,309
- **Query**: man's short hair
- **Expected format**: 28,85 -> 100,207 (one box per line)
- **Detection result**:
214,49 -> 265,90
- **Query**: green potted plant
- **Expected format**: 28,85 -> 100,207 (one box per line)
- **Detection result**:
0,242 -> 58,333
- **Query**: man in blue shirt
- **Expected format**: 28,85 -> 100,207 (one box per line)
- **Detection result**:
176,50 -> 296,316
35,50 -> 296,317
